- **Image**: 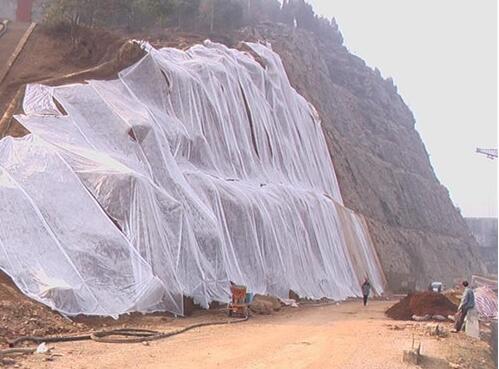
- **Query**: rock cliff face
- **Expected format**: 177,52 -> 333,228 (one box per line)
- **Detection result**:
465,217 -> 498,274
245,24 -> 485,289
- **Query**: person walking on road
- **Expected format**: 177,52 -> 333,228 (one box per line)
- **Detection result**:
361,278 -> 371,306
452,280 -> 475,332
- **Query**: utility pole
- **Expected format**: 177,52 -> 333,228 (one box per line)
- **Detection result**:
210,0 -> 215,33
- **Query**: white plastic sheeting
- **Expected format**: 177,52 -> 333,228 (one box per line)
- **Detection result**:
0,41 -> 385,317
0,136 -> 167,316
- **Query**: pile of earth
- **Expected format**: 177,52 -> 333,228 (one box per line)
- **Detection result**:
0,272 -> 82,346
385,292 -> 458,320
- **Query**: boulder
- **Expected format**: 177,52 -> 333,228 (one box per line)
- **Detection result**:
253,294 -> 282,311
249,300 -> 273,315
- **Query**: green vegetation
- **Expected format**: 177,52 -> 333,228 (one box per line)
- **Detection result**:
44,0 -> 343,44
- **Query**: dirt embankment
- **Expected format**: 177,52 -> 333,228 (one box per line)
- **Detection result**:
0,25 -> 130,137
0,271 -> 79,345
0,24 -> 242,138
0,25 -> 124,110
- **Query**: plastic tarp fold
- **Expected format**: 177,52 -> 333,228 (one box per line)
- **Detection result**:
0,136 -> 167,317
0,40 -> 385,316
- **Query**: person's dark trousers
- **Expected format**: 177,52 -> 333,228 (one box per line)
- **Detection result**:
363,294 -> 368,306
454,306 -> 470,331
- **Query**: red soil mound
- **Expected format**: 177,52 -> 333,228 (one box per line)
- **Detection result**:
386,291 -> 458,320
0,271 -> 80,345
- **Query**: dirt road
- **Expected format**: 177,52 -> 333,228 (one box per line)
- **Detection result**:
16,300 -> 494,369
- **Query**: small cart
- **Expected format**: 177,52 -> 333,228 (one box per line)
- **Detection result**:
228,284 -> 249,317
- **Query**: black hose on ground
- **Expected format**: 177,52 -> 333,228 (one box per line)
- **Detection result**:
91,317 -> 249,344
7,334 -> 92,348
6,316 -> 249,349
0,347 -> 37,356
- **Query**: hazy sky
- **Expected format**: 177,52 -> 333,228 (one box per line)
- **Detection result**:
307,0 -> 498,218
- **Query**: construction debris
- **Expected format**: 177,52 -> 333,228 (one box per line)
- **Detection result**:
279,298 -> 298,308
425,323 -> 448,338
464,308 -> 480,338
432,314 -> 447,321
34,343 -> 49,354
411,314 -> 431,321
402,336 -> 421,365
386,292 -> 457,320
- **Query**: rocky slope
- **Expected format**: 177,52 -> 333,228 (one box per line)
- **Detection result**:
244,24 -> 485,290
465,217 -> 498,274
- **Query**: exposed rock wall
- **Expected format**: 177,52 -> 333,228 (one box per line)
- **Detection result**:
0,0 -> 16,20
465,217 -> 498,274
246,24 -> 485,289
